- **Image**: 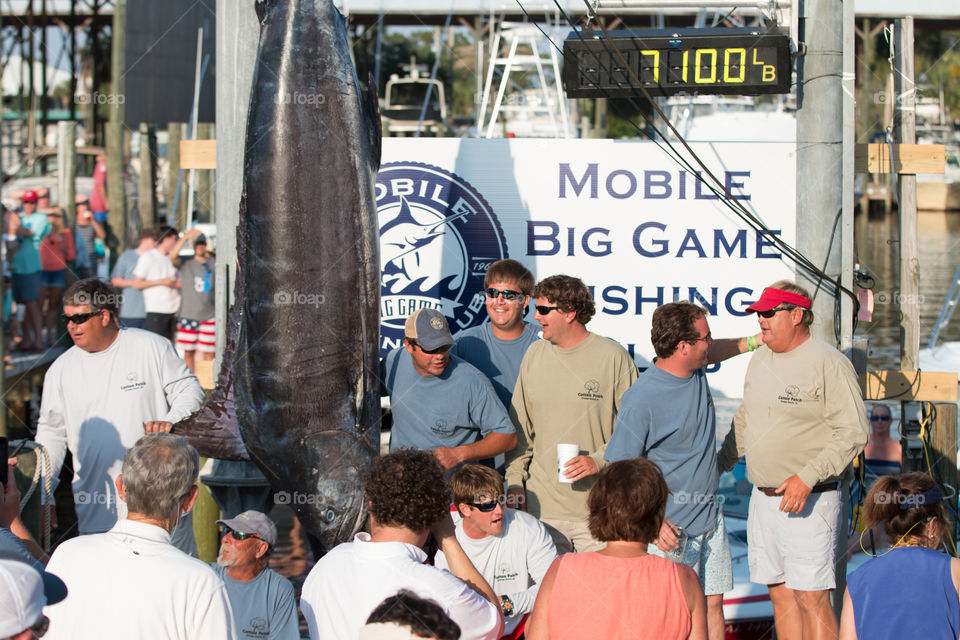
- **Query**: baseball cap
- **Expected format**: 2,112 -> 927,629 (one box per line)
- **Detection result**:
217,510 -> 277,547
404,309 -> 454,351
0,559 -> 67,637
20,190 -> 37,204
745,287 -> 813,313
194,234 -> 207,246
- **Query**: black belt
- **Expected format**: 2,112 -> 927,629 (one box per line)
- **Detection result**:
757,481 -> 838,497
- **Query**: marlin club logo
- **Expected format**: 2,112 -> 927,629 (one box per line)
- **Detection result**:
376,162 -> 508,357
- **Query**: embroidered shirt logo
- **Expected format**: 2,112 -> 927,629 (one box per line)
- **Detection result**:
577,379 -> 603,401
778,384 -> 802,405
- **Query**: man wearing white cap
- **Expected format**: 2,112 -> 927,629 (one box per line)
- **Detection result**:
718,281 -> 868,640
213,510 -> 298,640
0,558 -> 66,640
382,308 -> 517,471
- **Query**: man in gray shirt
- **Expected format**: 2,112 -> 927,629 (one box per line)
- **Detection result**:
213,510 -> 299,640
110,228 -> 156,329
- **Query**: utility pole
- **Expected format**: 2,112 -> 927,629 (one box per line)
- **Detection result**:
106,0 -> 127,256
895,18 -> 918,371
137,122 -> 157,232
57,121 -> 77,226
795,0 -> 847,348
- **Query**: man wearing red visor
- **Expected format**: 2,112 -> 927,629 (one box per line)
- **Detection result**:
718,281 -> 867,640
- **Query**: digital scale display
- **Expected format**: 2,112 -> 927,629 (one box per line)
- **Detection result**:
563,28 -> 793,98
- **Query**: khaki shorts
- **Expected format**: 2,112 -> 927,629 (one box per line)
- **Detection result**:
541,518 -> 605,553
747,486 -> 841,591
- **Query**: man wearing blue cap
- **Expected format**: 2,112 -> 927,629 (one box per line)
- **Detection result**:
381,308 -> 517,471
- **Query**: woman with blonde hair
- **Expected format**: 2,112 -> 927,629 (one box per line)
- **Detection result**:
840,472 -> 959,639
526,458 -> 706,639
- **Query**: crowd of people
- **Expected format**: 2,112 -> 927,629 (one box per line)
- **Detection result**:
0,252 -> 948,640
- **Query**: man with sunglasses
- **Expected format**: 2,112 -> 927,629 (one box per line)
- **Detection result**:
718,281 -> 867,640
453,260 -> 540,412
35,279 -> 204,552
506,275 -> 638,553
382,308 -> 517,472
435,464 -> 556,635
605,301 -> 762,640
0,557 -> 66,640
213,511 -> 298,640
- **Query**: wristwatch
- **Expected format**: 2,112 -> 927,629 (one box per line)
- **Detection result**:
499,595 -> 514,617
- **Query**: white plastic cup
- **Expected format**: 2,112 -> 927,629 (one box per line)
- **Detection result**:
557,443 -> 579,483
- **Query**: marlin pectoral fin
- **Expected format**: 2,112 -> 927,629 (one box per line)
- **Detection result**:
172,280 -> 250,461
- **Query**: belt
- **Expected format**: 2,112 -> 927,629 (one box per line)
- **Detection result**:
757,481 -> 838,497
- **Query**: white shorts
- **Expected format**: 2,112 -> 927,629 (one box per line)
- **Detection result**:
747,486 -> 841,591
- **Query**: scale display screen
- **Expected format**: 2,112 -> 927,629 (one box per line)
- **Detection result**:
563,28 -> 792,98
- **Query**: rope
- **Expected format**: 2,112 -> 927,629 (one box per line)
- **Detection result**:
21,445 -> 53,551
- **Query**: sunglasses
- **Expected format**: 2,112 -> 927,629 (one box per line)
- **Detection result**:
484,287 -> 524,302
756,306 -> 795,319
29,614 -> 49,638
62,310 -> 101,325
870,415 -> 891,422
535,305 -> 560,315
220,525 -> 261,542
469,495 -> 506,512
408,340 -> 451,356
687,332 -> 712,344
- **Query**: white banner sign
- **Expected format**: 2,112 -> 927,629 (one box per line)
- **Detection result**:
377,138 -> 797,397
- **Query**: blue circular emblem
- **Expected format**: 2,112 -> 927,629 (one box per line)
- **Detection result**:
376,162 -> 508,357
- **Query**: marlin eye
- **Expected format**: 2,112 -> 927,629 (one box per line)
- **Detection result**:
324,509 -> 336,522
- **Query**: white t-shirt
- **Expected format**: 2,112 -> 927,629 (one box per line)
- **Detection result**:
300,532 -> 500,640
435,508 -> 557,633
36,328 -> 205,533
44,520 -> 236,639
134,248 -> 181,313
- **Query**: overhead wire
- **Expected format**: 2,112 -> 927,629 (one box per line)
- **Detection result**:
512,0 -> 859,337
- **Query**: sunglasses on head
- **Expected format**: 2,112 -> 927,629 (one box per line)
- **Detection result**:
407,339 -> 451,355
535,305 -> 560,315
484,287 -> 524,302
870,415 -> 891,422
62,310 -> 101,325
469,495 -> 506,512
756,305 -> 796,319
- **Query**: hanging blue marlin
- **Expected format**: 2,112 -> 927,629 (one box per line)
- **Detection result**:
173,0 -> 382,555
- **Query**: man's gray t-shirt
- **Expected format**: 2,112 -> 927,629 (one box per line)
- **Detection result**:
382,350 -> 515,452
111,249 -> 145,319
452,322 -> 540,409
179,257 -> 215,321
605,365 -> 719,536
211,564 -> 299,640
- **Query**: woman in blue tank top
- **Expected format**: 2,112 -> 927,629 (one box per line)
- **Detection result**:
840,472 -> 960,639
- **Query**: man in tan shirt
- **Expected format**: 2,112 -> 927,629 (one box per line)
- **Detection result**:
718,281 -> 867,640
505,275 -> 638,552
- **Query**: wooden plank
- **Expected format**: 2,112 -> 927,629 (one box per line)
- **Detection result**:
854,143 -> 945,174
860,370 -> 958,402
180,139 -> 217,170
195,359 -> 215,390
929,403 -> 958,542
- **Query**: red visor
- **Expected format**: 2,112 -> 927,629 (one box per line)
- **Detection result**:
745,287 -> 812,313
